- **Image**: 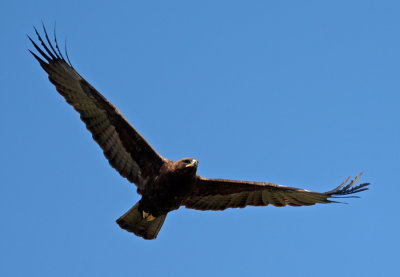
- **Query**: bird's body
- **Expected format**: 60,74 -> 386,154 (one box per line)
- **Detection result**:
140,159 -> 198,217
29,25 -> 369,240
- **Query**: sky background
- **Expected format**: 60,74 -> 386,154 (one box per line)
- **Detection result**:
1,1 -> 399,276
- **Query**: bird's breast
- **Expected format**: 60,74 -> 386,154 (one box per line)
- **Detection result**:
141,174 -> 195,216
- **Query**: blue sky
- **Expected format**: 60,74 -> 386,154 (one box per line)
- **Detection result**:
1,0 -> 399,276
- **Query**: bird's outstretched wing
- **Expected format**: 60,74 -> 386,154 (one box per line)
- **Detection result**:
184,173 -> 369,210
28,25 -> 166,190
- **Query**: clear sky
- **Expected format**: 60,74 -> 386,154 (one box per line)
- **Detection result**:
1,1 -> 398,276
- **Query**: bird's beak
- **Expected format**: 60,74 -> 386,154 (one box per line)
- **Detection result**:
185,159 -> 198,168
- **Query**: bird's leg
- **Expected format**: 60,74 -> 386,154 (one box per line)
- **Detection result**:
142,211 -> 156,221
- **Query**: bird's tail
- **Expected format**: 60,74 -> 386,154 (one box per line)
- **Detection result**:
116,201 -> 166,240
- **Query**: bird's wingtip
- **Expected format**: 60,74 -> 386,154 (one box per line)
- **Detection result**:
325,173 -> 370,197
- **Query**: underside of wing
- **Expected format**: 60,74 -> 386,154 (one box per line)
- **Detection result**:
183,174 -> 369,211
28,25 -> 166,190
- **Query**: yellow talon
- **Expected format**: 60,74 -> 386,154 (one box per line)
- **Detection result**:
147,214 -> 156,221
142,211 -> 156,221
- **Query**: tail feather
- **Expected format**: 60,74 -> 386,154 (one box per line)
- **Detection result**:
116,201 -> 166,240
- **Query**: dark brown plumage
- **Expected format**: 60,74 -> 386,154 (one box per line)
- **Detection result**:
29,26 -> 370,240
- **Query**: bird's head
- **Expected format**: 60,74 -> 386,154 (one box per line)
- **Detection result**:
175,158 -> 198,174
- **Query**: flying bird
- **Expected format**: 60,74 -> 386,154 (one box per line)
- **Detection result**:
28,26 -> 369,240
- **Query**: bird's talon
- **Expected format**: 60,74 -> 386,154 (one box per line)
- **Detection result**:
142,211 -> 156,221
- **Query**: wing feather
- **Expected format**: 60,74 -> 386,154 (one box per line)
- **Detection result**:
184,174 -> 369,211
29,26 -> 166,189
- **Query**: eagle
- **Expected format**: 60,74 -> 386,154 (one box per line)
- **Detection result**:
28,26 -> 369,240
